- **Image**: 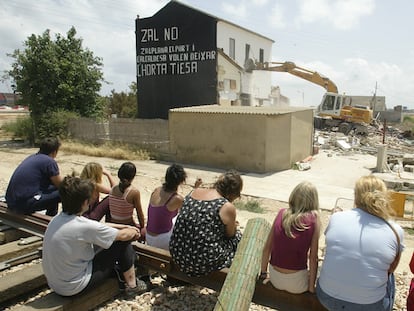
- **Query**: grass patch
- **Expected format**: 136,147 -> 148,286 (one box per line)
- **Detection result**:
60,139 -> 151,161
403,227 -> 414,236
235,198 -> 264,213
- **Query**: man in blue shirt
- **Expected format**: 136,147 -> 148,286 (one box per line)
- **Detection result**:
5,137 -> 63,216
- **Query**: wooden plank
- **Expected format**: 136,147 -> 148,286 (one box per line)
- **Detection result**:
12,278 -> 120,311
253,281 -> 326,311
0,262 -> 47,305
133,242 -> 227,290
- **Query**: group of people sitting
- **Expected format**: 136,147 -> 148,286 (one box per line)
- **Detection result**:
4,137 -> 409,311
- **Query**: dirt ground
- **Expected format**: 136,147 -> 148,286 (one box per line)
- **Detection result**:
0,141 -> 289,229
1,141 -> 413,272
2,140 -> 414,309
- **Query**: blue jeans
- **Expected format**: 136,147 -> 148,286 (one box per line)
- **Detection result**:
79,241 -> 135,294
9,185 -> 61,216
316,274 -> 395,311
24,186 -> 61,216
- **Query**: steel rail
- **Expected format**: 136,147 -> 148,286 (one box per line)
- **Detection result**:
0,204 -> 49,237
0,249 -> 41,271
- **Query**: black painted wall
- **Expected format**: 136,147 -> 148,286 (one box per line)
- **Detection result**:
136,1 -> 218,119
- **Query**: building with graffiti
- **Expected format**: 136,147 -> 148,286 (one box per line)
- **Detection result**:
135,0 -> 279,119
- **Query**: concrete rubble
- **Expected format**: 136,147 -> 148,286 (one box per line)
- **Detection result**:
313,125 -> 414,192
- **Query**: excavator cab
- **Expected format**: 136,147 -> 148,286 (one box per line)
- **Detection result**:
317,92 -> 344,117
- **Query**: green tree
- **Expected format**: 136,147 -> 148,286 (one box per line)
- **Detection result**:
106,82 -> 137,118
5,27 -> 104,140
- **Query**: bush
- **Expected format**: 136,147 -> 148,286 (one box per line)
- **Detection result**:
35,110 -> 79,140
3,110 -> 80,144
235,199 -> 264,213
2,117 -> 34,142
402,115 -> 414,128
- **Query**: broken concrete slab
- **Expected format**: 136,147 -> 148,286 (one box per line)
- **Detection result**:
336,139 -> 351,150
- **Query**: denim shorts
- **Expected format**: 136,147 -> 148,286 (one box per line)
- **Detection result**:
316,274 -> 394,311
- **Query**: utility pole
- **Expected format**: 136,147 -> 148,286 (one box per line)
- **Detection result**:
371,81 -> 377,111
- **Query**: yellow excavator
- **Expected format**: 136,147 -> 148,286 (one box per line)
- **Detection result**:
255,61 -> 374,135
256,61 -> 339,93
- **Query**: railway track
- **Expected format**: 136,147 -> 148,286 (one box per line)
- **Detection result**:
0,203 -> 326,311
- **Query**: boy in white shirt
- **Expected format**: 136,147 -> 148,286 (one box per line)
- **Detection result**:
42,176 -> 147,296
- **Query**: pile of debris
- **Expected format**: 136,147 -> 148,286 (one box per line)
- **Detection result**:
314,123 -> 414,158
313,125 -> 414,192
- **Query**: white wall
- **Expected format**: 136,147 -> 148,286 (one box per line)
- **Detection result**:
216,20 -> 275,107
217,21 -> 273,68
251,70 -> 272,99
217,53 -> 243,106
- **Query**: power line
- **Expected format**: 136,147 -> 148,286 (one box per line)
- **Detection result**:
1,1 -> 137,32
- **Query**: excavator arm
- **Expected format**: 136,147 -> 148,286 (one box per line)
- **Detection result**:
256,61 -> 338,93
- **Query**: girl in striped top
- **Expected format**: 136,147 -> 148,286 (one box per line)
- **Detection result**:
109,162 -> 145,240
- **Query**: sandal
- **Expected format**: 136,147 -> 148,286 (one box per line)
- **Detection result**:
124,278 -> 148,296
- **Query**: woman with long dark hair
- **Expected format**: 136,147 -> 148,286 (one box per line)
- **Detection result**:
146,164 -> 196,249
109,162 -> 145,241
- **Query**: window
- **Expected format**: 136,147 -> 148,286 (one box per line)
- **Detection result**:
259,48 -> 264,63
224,79 -> 237,91
245,44 -> 250,61
322,95 -> 335,111
229,38 -> 235,59
230,79 -> 237,90
335,97 -> 341,110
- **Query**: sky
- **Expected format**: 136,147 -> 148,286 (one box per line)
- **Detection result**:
0,0 -> 413,109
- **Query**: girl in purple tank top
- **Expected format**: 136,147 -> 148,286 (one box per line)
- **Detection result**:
146,164 -> 201,250
260,181 -> 320,294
